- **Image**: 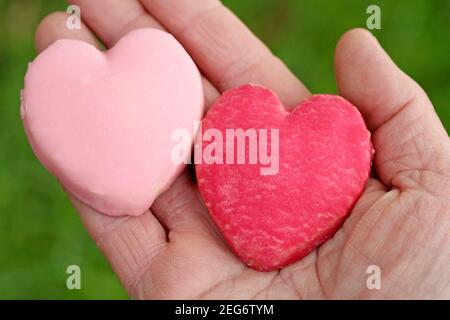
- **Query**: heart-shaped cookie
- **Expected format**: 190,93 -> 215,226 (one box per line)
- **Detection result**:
22,28 -> 203,216
195,84 -> 373,271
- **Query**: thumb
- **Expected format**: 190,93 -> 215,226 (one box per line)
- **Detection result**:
334,28 -> 449,193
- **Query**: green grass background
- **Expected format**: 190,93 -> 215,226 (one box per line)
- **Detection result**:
0,0 -> 448,299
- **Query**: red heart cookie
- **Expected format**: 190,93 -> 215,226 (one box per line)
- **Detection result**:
195,84 -> 373,271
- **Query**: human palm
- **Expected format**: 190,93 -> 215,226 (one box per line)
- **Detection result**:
35,0 -> 450,299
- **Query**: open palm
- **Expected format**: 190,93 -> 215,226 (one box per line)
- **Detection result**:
35,0 -> 450,299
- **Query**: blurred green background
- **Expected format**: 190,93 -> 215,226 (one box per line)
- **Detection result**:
0,0 -> 448,299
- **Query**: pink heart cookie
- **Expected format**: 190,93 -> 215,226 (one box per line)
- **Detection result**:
22,28 -> 204,216
195,84 -> 373,271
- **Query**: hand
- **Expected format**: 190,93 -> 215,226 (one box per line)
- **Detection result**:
35,0 -> 450,299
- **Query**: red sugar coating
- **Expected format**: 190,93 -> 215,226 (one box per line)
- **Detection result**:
195,84 -> 373,271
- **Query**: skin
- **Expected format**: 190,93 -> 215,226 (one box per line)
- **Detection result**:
34,0 -> 450,299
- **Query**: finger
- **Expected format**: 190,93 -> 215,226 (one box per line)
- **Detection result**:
35,12 -> 98,51
68,0 -> 220,108
151,171 -> 224,240
335,28 -> 450,189
34,12 -> 168,295
67,0 -> 160,47
140,0 -> 310,108
70,196 -> 167,294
